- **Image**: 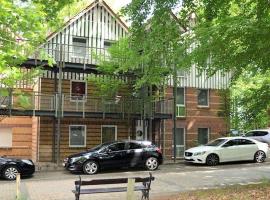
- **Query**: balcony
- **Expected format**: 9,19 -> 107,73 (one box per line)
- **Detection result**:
0,93 -> 173,119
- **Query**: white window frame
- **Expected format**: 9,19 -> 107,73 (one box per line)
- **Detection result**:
0,127 -> 12,148
198,128 -> 210,145
72,36 -> 88,58
70,80 -> 87,102
176,87 -> 185,117
101,125 -> 117,144
69,125 -> 86,147
197,89 -> 209,107
172,127 -> 186,158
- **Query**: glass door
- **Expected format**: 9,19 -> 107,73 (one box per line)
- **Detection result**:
172,128 -> 185,158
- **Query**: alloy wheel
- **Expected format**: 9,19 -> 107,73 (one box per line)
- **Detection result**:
4,166 -> 19,180
255,151 -> 266,163
83,161 -> 98,175
206,154 -> 219,166
146,157 -> 158,171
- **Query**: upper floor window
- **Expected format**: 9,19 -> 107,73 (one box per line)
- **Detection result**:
70,80 -> 87,101
197,89 -> 209,107
104,40 -> 114,49
73,37 -> 87,58
176,88 -> 185,117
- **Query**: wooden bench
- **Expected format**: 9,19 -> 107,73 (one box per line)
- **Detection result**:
72,173 -> 155,200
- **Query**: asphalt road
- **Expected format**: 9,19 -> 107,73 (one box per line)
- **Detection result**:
1,160 -> 270,200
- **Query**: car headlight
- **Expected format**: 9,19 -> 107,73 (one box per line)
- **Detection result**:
22,159 -> 34,165
193,151 -> 206,156
70,157 -> 83,163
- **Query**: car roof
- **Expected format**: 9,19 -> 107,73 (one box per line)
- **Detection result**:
217,136 -> 248,140
248,129 -> 270,132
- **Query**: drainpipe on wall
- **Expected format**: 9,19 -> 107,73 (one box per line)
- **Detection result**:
173,64 -> 177,163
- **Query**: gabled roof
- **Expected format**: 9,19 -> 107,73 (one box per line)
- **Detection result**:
47,0 -> 129,41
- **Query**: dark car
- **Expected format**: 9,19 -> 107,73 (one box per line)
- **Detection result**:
63,140 -> 163,175
0,156 -> 35,180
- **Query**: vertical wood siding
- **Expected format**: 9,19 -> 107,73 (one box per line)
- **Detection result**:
43,2 -> 127,66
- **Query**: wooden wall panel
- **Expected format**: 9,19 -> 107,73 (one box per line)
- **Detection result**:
38,117 -> 132,162
0,117 -> 33,159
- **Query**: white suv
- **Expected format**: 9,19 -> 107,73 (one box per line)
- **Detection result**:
244,129 -> 270,144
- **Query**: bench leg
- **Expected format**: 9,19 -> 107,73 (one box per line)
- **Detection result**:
141,189 -> 149,200
75,193 -> 80,200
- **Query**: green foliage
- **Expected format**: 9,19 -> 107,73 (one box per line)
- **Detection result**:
231,71 -> 270,131
88,75 -> 125,99
119,0 -> 270,129
0,0 -> 75,88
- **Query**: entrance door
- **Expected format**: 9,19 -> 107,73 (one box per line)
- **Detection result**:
101,125 -> 117,143
172,128 -> 185,158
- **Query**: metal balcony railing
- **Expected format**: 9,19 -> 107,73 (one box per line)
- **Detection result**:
30,42 -> 118,66
0,92 -> 173,118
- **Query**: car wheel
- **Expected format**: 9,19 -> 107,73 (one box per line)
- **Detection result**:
83,161 -> 99,175
206,154 -> 219,166
145,157 -> 159,171
254,151 -> 266,163
3,165 -> 19,180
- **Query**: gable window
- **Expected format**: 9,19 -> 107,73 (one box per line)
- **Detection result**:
0,128 -> 12,147
69,125 -> 86,147
198,89 -> 209,107
198,128 -> 209,145
176,88 -> 185,117
72,37 -> 87,58
104,40 -> 114,49
70,80 -> 86,101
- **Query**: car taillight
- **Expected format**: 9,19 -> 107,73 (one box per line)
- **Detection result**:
156,148 -> 162,154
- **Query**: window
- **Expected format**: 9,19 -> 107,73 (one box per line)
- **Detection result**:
223,139 -> 238,147
108,142 -> 125,152
101,125 -> 117,143
198,89 -> 209,107
0,128 -> 12,147
238,139 -> 255,145
72,37 -> 87,58
128,142 -> 142,150
104,40 -> 114,49
198,128 -> 209,145
70,81 -> 86,101
245,131 -> 254,137
176,88 -> 185,117
69,125 -> 86,147
177,69 -> 186,77
254,131 -> 268,137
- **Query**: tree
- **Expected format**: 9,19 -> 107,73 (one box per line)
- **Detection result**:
115,0 -> 270,129
0,0 -> 76,90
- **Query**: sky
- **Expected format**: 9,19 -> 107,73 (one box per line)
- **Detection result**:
105,0 -> 132,11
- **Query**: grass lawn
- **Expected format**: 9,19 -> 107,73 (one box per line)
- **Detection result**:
155,181 -> 270,200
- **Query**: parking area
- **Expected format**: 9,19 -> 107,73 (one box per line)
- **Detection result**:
1,160 -> 270,200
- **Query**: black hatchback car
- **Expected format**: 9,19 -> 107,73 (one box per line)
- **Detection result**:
0,156 -> 35,180
63,140 -> 163,175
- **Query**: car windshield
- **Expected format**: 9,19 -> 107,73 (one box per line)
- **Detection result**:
205,139 -> 227,146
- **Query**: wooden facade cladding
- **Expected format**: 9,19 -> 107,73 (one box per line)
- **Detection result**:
0,117 -> 33,158
38,117 -> 131,162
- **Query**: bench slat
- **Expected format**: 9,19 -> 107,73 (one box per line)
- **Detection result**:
72,186 -> 148,194
75,177 -> 154,186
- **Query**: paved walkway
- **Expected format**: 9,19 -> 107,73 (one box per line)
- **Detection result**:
1,161 -> 270,200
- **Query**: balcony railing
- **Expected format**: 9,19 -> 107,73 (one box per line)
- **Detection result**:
0,92 -> 173,118
30,42 -> 116,66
